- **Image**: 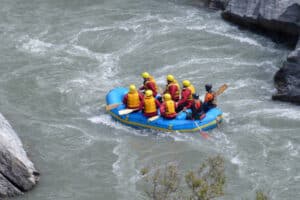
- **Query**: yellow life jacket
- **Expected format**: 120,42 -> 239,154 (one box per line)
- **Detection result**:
165,100 -> 176,115
127,92 -> 140,108
144,96 -> 157,113
187,85 -> 196,100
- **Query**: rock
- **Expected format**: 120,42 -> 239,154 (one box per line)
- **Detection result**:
0,113 -> 39,197
221,0 -> 300,104
273,39 -> 300,103
222,0 -> 300,43
0,173 -> 23,198
209,0 -> 229,10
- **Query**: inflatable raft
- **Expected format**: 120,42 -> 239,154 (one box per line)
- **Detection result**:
106,87 -> 223,132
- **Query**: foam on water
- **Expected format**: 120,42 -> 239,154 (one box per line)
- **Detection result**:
249,107 -> 300,120
112,138 -> 139,199
21,38 -> 54,54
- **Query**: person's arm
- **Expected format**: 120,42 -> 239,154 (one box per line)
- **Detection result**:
178,90 -> 189,106
139,85 -> 145,90
160,103 -> 165,116
123,94 -> 128,105
140,100 -> 144,110
155,99 -> 161,108
138,93 -> 144,100
163,84 -> 168,94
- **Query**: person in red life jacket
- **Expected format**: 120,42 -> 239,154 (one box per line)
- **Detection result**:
163,74 -> 181,102
141,90 -> 160,117
177,80 -> 195,112
203,84 -> 217,112
139,72 -> 158,97
187,94 -> 205,120
160,93 -> 177,119
122,84 -> 143,110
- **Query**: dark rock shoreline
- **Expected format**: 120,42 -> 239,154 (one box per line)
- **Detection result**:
206,0 -> 300,104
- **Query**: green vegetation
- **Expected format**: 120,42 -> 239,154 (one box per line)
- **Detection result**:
140,155 -> 270,200
256,190 -> 269,200
185,155 -> 225,200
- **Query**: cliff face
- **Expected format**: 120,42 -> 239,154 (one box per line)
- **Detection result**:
0,113 -> 39,197
221,0 -> 300,103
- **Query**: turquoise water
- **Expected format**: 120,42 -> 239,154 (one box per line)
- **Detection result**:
0,0 -> 299,199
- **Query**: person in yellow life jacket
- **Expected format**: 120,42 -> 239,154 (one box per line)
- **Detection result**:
139,72 -> 158,97
160,93 -> 178,119
187,94 -> 205,120
141,90 -> 160,117
203,84 -> 216,112
123,84 -> 143,110
163,74 -> 181,102
177,80 -> 196,112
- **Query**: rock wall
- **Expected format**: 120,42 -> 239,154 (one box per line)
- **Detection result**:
220,0 -> 300,103
0,113 -> 39,197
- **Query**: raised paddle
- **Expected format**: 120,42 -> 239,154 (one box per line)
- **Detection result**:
215,84 -> 228,96
105,103 -> 120,111
118,108 -> 138,115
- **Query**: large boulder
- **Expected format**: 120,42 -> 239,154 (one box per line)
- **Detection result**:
221,0 -> 300,104
273,39 -> 300,103
222,0 -> 300,37
0,113 -> 39,197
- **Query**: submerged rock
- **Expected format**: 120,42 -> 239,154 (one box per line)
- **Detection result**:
220,0 -> 300,104
0,113 -> 39,197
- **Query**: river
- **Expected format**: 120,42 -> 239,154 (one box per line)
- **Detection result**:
1,0 -> 299,199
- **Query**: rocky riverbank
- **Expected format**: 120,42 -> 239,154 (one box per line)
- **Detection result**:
0,113 -> 39,197
205,0 -> 300,104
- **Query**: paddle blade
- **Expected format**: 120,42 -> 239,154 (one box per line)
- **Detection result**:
216,84 -> 228,96
148,115 -> 159,122
105,103 -> 120,111
200,131 -> 210,139
119,108 -> 137,115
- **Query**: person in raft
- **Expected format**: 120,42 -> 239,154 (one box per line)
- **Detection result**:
141,90 -> 161,118
160,93 -> 177,119
202,84 -> 216,112
176,80 -> 196,112
139,72 -> 158,97
122,84 -> 143,111
163,74 -> 181,102
186,94 -> 205,120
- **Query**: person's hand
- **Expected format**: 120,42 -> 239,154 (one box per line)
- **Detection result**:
183,107 -> 187,112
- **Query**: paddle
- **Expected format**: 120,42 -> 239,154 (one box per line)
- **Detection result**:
193,121 -> 209,139
215,84 -> 228,96
118,108 -> 138,115
105,103 -> 120,111
148,115 -> 160,122
148,109 -> 186,122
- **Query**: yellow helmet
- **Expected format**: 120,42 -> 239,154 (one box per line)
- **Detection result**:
145,90 -> 153,97
167,74 -> 174,82
141,72 -> 150,79
164,93 -> 171,101
129,84 -> 136,93
182,80 -> 191,87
